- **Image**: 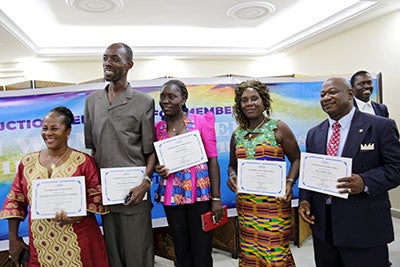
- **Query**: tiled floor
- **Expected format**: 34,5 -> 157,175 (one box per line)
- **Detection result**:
155,217 -> 400,267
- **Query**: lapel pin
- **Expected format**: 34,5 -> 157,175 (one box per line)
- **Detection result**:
359,129 -> 363,133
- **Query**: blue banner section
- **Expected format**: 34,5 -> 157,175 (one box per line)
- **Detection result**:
0,76 -> 378,242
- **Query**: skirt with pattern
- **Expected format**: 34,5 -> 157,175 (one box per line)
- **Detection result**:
236,193 -> 295,267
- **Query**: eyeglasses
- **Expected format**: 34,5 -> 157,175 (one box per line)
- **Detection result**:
159,95 -> 178,101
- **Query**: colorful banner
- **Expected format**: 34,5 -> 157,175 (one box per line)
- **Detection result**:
0,76 -> 378,247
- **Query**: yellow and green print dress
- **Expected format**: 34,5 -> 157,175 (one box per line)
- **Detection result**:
235,119 -> 295,267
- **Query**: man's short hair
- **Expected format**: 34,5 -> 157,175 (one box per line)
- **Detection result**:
350,70 -> 370,87
110,43 -> 133,62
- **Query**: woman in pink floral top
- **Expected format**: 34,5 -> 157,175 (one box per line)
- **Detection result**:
155,80 -> 224,267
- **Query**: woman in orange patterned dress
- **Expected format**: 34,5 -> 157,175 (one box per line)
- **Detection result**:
0,106 -> 109,267
227,80 -> 300,267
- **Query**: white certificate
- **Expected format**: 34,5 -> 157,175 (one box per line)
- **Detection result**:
31,176 -> 87,220
237,159 -> 286,197
299,152 -> 352,199
100,167 -> 147,205
154,130 -> 208,173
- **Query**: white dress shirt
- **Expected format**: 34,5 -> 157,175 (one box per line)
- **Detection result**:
355,97 -> 375,115
325,107 -> 356,203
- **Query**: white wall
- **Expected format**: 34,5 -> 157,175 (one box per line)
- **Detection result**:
9,56 -> 293,84
290,10 -> 400,124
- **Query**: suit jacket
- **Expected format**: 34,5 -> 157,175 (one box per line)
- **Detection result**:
300,109 -> 400,248
353,98 -> 389,117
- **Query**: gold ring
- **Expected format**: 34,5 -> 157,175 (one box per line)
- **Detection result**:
348,188 -> 352,194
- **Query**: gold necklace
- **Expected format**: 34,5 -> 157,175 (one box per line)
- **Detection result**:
248,117 -> 267,138
169,119 -> 184,132
47,148 -> 70,170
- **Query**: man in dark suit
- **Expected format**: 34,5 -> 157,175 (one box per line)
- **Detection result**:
299,77 -> 400,267
350,70 -> 389,117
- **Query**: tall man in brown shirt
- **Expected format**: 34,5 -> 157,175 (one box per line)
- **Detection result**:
84,43 -> 155,267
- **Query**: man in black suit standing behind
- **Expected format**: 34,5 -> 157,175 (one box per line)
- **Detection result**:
299,77 -> 400,267
350,70 -> 389,117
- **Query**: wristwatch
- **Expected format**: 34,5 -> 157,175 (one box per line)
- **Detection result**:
143,175 -> 152,186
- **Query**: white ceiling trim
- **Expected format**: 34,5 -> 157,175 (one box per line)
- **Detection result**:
0,10 -> 37,54
266,1 -> 380,53
0,1 -> 399,60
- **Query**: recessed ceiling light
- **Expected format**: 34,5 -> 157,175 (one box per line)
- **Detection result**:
65,0 -> 123,13
227,1 -> 275,20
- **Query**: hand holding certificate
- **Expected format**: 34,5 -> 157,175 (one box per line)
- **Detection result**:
237,159 -> 286,197
298,152 -> 352,199
154,130 -> 208,173
31,176 -> 87,220
100,166 -> 147,205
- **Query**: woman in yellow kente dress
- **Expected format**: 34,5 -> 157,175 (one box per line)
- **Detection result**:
227,80 -> 300,267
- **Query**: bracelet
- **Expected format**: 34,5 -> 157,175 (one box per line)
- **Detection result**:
286,178 -> 295,184
211,197 -> 221,201
143,175 -> 152,186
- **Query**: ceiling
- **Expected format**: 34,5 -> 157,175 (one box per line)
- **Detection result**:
0,0 -> 400,71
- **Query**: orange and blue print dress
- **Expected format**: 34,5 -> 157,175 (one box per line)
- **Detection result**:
155,112 -> 218,206
235,119 -> 295,267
